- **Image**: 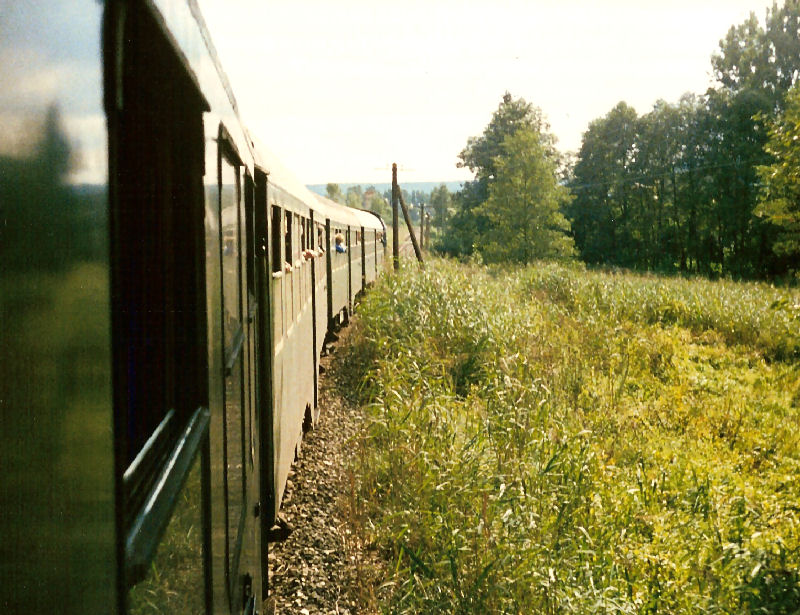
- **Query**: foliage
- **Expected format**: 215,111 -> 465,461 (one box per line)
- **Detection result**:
478,128 -> 574,263
365,189 -> 391,218
429,183 -> 453,229
343,258 -> 800,614
443,93 -> 567,262
757,81 -> 800,264
346,185 -> 364,209
565,2 -> 800,280
0,105 -> 102,270
326,182 -> 345,204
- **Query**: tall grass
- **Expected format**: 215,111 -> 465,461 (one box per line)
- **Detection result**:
341,260 -> 800,614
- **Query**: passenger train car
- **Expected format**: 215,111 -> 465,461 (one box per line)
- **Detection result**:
0,1 -> 385,613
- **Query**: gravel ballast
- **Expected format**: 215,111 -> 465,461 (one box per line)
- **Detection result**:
265,325 -> 380,614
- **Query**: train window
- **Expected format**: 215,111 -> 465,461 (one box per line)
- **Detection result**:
271,205 -> 281,274
317,225 -> 323,250
284,211 -> 292,267
220,156 -> 242,343
300,217 -> 306,252
128,457 -> 205,613
293,214 -> 301,262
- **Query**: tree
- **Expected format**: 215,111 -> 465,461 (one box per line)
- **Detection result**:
478,128 -> 574,263
365,191 -> 390,218
712,2 -> 800,113
326,183 -> 345,204
443,92 -> 559,257
345,185 -> 363,209
757,81 -> 800,264
567,102 -> 639,266
429,184 -> 452,229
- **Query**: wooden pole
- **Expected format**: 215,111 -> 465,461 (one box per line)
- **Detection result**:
419,202 -> 425,250
392,163 -> 399,270
425,213 -> 431,248
397,191 -> 424,264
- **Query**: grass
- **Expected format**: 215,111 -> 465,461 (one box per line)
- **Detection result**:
339,259 -> 800,614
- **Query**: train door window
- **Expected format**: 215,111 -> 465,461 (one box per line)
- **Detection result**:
219,146 -> 247,600
271,206 -> 281,274
112,1 -> 209,610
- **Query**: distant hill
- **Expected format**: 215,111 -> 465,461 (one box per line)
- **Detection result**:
307,181 -> 465,197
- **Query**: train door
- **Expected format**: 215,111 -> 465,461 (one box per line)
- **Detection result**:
310,212 -> 319,411
346,227 -> 352,317
253,170 -> 274,599
325,220 -> 334,329
109,3 -> 211,613
361,226 -> 367,289
212,132 -> 260,614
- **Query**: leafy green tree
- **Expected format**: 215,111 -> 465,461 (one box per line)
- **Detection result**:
478,128 -> 574,263
568,102 -> 639,266
346,185 -> 363,209
757,82 -> 800,264
429,184 -> 452,229
366,191 -> 390,218
443,92 -> 558,257
713,1 -> 800,112
326,182 -> 345,204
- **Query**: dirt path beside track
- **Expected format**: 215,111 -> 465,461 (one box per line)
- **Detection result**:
265,321 -> 383,615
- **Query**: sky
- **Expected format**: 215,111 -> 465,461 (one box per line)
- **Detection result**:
198,0 -> 778,185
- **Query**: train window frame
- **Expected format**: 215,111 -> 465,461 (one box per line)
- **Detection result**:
271,205 -> 282,275
284,210 -> 292,270
217,131 -> 250,605
293,213 -> 301,263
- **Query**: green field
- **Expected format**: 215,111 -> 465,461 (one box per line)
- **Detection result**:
342,260 -> 800,614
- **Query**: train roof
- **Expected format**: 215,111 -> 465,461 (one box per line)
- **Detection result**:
312,194 -> 384,232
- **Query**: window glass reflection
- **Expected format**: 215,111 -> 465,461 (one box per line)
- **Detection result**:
220,160 -> 240,342
128,457 -> 204,615
225,354 -> 245,581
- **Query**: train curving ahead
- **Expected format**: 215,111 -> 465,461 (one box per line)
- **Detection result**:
0,1 -> 386,613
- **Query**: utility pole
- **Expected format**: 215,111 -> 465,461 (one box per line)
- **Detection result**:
392,163 -> 399,271
425,213 -> 431,248
419,202 -> 425,250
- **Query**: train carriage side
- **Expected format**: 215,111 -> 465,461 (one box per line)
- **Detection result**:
112,1 -> 271,613
262,178 -> 317,522
110,3 -> 266,613
0,1 -> 271,614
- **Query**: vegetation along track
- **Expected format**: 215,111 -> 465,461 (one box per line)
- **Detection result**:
336,258 -> 800,614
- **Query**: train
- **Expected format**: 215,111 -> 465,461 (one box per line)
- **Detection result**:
0,1 -> 386,613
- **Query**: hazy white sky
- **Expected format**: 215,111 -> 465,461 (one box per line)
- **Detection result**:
198,0 -> 777,185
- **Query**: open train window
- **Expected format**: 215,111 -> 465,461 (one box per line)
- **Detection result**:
284,211 -> 292,267
271,206 -> 282,274
293,213 -> 301,262
111,0 -> 209,595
